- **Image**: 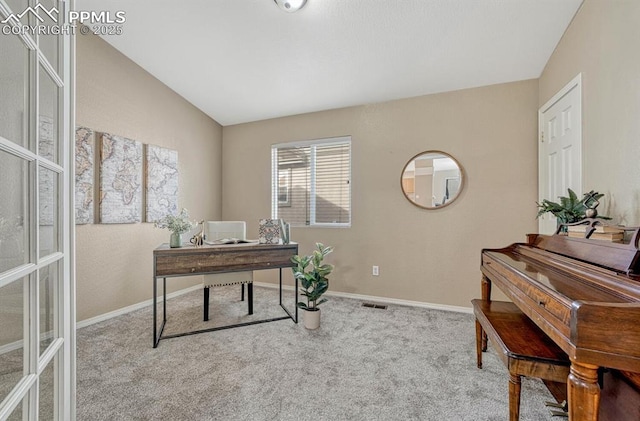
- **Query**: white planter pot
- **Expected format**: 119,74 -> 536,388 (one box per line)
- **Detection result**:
303,308 -> 321,330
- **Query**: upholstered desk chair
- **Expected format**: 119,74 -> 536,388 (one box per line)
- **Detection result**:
203,221 -> 253,321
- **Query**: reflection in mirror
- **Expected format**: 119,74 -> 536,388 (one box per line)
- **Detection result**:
401,151 -> 464,209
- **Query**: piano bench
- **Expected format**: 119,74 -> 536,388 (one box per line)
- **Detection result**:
471,299 -> 570,421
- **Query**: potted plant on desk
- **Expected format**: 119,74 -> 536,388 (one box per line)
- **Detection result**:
153,208 -> 194,248
292,243 -> 334,330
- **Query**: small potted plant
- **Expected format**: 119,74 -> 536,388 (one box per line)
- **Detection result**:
292,243 -> 334,329
154,208 -> 194,248
536,189 -> 610,231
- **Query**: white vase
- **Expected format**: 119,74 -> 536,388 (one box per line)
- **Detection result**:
303,308 -> 321,330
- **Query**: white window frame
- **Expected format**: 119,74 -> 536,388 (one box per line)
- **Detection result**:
271,136 -> 351,228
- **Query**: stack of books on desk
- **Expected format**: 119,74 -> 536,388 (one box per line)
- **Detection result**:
567,225 -> 624,242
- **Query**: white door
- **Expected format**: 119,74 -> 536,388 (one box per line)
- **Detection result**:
0,0 -> 75,420
538,74 -> 582,234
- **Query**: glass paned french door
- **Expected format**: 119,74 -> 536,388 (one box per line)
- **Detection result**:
0,153 -> 30,273
0,277 -> 27,404
0,0 -> 74,419
0,32 -> 28,149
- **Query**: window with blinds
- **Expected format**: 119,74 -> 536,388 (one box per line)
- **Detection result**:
271,136 -> 351,227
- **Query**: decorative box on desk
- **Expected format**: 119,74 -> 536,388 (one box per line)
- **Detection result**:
258,219 -> 281,244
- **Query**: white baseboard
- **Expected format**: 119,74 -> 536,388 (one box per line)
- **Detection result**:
252,282 -> 473,314
76,284 -> 202,329
0,331 -> 54,356
76,281 -> 472,331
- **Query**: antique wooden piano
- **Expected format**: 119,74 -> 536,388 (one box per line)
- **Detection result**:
480,219 -> 640,420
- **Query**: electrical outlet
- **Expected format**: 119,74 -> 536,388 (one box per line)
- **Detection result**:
372,265 -> 379,276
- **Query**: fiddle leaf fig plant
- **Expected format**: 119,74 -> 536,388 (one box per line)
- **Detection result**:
292,243 -> 334,311
536,189 -> 610,224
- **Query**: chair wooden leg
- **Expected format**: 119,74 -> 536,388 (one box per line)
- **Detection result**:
475,319 -> 484,369
248,283 -> 253,315
509,372 -> 522,421
203,287 -> 210,321
241,283 -> 245,301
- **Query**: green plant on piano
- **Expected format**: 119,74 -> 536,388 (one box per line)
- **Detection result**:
536,189 -> 611,225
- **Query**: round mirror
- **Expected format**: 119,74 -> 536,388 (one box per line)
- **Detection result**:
400,150 -> 464,209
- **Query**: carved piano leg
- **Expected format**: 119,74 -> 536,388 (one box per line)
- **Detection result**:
508,372 -> 522,421
481,275 -> 491,351
475,319 -> 484,368
481,275 -> 492,301
568,362 -> 600,421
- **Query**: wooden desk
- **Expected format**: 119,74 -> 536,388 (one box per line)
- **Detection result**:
152,242 -> 299,348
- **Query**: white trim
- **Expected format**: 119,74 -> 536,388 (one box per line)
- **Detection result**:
0,331 -> 57,357
37,338 -> 62,375
38,54 -> 64,88
39,251 -> 64,267
37,158 -> 64,175
0,254 -> 63,288
253,281 -> 473,314
0,339 -> 23,355
0,136 -> 38,161
309,145 -> 317,223
65,2 -> 77,417
271,147 -> 278,218
0,264 -> 35,288
71,281 -> 472,333
272,135 -> 351,149
75,284 -> 202,329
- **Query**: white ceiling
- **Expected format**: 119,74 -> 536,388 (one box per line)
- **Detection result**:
76,0 -> 583,126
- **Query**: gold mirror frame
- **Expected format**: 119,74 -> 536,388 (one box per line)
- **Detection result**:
400,150 -> 464,210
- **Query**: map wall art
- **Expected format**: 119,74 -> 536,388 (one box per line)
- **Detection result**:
145,144 -> 178,223
99,132 -> 142,224
75,126 -> 94,224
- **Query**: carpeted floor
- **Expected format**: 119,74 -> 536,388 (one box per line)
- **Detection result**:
76,286 -> 556,420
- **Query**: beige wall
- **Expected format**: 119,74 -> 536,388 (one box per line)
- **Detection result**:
539,0 -> 640,225
76,33 -> 223,321
222,80 -> 539,308
73,0 -> 640,319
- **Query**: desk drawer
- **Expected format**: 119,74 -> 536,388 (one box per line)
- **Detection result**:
155,246 -> 296,277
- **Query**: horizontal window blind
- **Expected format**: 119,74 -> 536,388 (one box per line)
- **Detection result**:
272,137 -> 351,227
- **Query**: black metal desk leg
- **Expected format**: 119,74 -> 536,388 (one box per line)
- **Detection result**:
295,277 -> 298,323
153,276 -> 157,347
248,283 -> 254,315
163,277 -> 167,323
203,287 -> 210,321
279,268 -> 283,306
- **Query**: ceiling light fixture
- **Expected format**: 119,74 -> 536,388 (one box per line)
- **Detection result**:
274,0 -> 307,13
